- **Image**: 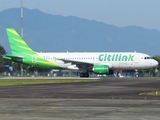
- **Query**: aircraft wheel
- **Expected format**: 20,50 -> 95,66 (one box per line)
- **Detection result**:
84,73 -> 89,77
80,73 -> 84,78
136,74 -> 139,78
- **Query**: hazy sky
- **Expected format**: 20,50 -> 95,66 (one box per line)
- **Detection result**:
0,0 -> 160,31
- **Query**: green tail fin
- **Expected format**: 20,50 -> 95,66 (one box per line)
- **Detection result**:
5,28 -> 61,69
6,28 -> 35,55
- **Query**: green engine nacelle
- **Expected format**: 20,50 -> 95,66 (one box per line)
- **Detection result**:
93,65 -> 114,74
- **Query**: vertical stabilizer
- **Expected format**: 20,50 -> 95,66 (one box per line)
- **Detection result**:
6,28 -> 35,55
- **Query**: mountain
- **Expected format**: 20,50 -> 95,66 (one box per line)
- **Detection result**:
0,8 -> 160,56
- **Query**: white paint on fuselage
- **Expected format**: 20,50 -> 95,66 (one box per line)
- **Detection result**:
37,52 -> 158,70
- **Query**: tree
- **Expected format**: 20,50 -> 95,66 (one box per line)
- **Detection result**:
0,45 -> 7,66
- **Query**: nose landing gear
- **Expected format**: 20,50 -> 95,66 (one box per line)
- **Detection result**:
135,69 -> 139,78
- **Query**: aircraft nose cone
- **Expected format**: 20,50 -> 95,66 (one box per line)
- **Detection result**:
154,60 -> 159,67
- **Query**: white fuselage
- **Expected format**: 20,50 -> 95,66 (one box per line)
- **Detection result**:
37,52 -> 158,70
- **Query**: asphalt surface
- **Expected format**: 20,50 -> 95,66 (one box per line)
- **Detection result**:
0,98 -> 160,120
0,77 -> 160,120
0,77 -> 160,99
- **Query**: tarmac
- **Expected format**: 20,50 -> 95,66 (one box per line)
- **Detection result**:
0,77 -> 160,120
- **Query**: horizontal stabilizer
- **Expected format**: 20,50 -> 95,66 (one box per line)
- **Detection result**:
3,54 -> 23,62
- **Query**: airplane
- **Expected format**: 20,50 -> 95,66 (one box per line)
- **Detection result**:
3,28 -> 158,77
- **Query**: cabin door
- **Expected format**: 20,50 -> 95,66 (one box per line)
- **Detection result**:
32,55 -> 37,63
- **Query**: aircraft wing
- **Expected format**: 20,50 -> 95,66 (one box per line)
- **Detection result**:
58,59 -> 93,70
58,58 -> 113,70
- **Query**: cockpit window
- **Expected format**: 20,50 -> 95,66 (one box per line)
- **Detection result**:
144,57 -> 152,59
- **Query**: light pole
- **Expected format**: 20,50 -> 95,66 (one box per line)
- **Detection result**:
20,0 -> 23,76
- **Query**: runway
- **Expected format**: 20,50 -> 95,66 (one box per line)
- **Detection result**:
0,77 -> 160,99
0,98 -> 160,120
0,77 -> 160,119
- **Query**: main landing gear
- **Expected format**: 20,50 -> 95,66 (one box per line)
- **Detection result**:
80,72 -> 89,78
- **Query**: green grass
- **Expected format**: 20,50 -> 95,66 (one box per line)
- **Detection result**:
0,79 -> 99,86
142,91 -> 160,96
146,91 -> 160,96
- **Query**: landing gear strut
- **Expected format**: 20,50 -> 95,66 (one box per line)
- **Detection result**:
80,72 -> 89,78
135,70 -> 139,78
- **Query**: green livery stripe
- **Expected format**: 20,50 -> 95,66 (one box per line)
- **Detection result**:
8,29 -> 19,36
18,46 -> 33,51
13,38 -> 27,44
37,60 -> 61,67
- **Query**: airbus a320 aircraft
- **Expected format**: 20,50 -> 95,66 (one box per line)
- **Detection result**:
3,28 -> 158,77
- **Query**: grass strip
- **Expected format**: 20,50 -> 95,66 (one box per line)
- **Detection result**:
144,91 -> 160,96
140,91 -> 160,96
0,79 -> 99,86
